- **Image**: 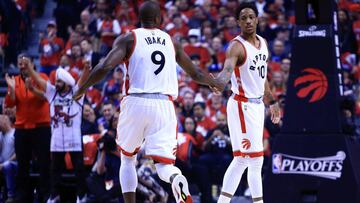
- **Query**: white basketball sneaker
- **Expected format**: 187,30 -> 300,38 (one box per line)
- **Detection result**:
171,174 -> 193,203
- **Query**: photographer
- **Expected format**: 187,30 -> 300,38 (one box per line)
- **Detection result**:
87,113 -> 123,203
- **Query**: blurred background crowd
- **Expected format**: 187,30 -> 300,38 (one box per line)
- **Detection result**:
0,0 -> 359,202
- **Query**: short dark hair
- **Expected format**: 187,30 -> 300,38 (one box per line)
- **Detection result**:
139,1 -> 161,25
236,3 -> 258,20
193,102 -> 206,110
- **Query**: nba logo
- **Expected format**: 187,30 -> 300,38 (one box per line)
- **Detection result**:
272,154 -> 283,173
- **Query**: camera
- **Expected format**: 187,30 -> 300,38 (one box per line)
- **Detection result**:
97,133 -> 117,152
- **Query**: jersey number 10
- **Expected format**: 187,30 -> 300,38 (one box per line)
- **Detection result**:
257,65 -> 265,79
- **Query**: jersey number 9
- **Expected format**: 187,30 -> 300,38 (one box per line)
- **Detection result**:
151,51 -> 165,75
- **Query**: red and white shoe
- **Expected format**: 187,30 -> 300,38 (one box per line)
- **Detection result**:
171,174 -> 193,203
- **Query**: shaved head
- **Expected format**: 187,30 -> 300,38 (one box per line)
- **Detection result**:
139,1 -> 161,27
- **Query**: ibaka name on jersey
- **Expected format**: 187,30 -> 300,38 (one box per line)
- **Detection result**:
144,36 -> 166,46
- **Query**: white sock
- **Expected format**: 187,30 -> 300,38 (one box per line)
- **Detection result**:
217,195 -> 232,203
247,157 -> 264,200
155,163 -> 182,183
119,153 -> 138,193
217,157 -> 247,203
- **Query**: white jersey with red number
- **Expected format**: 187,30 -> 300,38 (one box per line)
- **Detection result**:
126,28 -> 178,98
230,35 -> 268,98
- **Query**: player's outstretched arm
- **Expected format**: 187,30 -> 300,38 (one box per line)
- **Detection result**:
73,33 -> 134,100
77,60 -> 92,87
216,40 -> 245,85
174,41 -> 226,92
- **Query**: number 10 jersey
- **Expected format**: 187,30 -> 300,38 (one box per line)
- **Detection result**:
126,28 -> 178,98
231,35 -> 269,99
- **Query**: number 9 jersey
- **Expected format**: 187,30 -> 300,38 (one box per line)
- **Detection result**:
125,28 -> 178,98
231,35 -> 268,99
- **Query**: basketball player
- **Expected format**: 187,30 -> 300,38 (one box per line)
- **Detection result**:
215,3 -> 281,203
73,2 -> 224,203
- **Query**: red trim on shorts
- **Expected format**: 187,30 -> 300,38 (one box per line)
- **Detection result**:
147,155 -> 175,164
233,151 -> 264,158
118,146 -> 140,157
237,101 -> 247,133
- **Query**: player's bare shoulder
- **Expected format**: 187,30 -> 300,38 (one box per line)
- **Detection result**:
227,39 -> 247,66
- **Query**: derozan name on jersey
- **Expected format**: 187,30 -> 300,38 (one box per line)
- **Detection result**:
272,151 -> 346,180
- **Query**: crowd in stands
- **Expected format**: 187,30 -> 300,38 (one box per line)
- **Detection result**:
0,0 -> 359,202
0,0 -> 46,69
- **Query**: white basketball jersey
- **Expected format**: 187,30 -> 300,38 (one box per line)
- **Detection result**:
230,35 -> 269,98
126,28 -> 178,97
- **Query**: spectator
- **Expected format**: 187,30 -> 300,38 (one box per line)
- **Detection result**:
270,39 -> 287,63
184,28 -> 212,70
200,113 -> 232,169
69,44 -> 84,76
87,134 -> 123,203
338,9 -> 358,54
97,102 -> 116,131
4,54 -> 51,203
65,31 -> 83,55
97,9 -> 121,55
80,9 -> 97,38
24,58 -> 91,203
180,91 -> 195,122
182,116 -> 206,150
222,16 -> 240,43
39,21 -> 65,75
280,57 -> 291,84
205,93 -> 227,122
188,6 -> 208,29
257,14 -> 276,42
208,37 -> 226,72
255,0 -> 268,17
168,13 -> 189,40
270,71 -> 286,99
115,0 -> 138,26
0,115 -> 17,203
49,55 -> 80,85
82,103 -> 100,135
193,102 -> 216,137
176,131 -> 213,203
80,39 -> 102,68
136,158 -> 169,203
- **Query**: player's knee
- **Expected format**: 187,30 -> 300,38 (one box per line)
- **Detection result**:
120,153 -> 137,165
155,163 -> 181,183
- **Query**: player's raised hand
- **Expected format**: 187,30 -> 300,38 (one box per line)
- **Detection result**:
270,102 -> 281,124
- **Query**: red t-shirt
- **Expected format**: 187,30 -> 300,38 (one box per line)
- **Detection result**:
40,37 -> 64,67
65,134 -> 102,169
177,132 -> 197,162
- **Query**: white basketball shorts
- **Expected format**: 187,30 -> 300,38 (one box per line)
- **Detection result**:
227,95 -> 265,158
116,94 -> 178,164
